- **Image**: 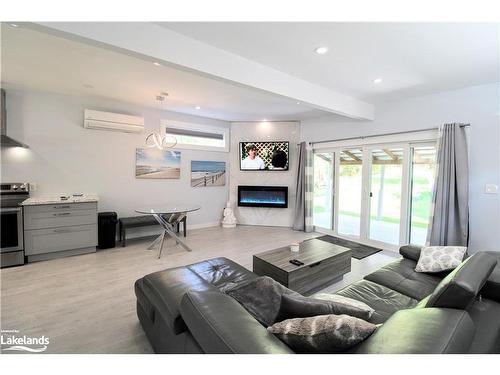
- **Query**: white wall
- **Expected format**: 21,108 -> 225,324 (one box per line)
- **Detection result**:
301,83 -> 500,253
230,121 -> 300,227
1,88 -> 230,234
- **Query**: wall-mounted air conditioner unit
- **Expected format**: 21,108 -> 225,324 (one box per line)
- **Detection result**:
84,109 -> 144,133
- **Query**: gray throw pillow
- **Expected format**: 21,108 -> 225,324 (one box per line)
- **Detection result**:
415,246 -> 467,273
277,294 -> 373,322
225,276 -> 299,327
268,314 -> 377,353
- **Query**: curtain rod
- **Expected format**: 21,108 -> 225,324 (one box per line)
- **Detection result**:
309,124 -> 470,145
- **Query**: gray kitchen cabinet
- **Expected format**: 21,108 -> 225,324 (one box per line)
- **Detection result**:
23,202 -> 97,262
24,208 -> 97,230
24,224 -> 97,256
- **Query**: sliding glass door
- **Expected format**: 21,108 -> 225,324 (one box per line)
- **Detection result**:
313,142 -> 436,248
368,147 -> 404,245
409,146 -> 437,246
337,149 -> 363,238
313,152 -> 334,229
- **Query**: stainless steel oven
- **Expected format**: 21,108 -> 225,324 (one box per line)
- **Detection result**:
1,183 -> 29,267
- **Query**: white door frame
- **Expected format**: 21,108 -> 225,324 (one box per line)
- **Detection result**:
312,133 -> 438,252
363,143 -> 410,246
312,151 -> 335,231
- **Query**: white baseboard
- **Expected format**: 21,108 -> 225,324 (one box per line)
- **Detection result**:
188,222 -> 221,230
237,222 -> 292,228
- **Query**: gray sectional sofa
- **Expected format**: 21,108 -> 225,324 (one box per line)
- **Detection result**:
134,245 -> 500,354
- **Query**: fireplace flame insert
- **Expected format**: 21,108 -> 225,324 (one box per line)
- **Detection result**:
237,186 -> 288,208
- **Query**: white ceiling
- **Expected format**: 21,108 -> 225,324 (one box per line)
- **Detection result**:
0,24 -> 326,122
159,22 -> 500,103
2,22 -> 498,123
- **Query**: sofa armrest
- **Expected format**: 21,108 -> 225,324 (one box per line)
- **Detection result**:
354,308 -> 475,354
180,290 -> 294,354
399,245 -> 422,261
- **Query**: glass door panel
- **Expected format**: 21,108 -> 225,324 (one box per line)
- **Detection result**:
369,148 -> 404,244
337,149 -> 363,237
409,146 -> 437,246
313,152 -> 334,228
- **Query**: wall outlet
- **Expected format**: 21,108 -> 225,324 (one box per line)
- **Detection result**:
484,184 -> 498,194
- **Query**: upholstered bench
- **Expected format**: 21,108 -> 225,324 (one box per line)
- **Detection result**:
119,215 -> 187,247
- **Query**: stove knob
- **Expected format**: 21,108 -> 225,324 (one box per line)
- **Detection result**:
12,185 -> 18,190
20,183 -> 27,191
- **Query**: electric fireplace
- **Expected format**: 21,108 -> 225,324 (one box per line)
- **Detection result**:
237,186 -> 288,208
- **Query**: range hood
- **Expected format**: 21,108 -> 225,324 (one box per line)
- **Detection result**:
1,88 -> 29,148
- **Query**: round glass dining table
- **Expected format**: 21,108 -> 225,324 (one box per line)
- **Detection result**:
135,204 -> 201,258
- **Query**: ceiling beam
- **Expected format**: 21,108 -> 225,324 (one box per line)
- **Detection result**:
31,22 -> 375,121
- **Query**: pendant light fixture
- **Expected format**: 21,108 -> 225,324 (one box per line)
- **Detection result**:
145,94 -> 177,150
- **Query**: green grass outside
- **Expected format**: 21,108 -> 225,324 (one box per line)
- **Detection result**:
335,210 -> 429,228
314,177 -> 433,229
313,206 -> 430,229
371,177 -> 429,185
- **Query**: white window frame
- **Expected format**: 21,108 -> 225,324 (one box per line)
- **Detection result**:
160,119 -> 229,153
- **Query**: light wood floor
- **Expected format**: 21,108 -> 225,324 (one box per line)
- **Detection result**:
0,225 -> 399,354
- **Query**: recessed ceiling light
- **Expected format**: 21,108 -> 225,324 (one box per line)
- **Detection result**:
373,78 -> 383,84
10,23 -> 19,28
296,102 -> 301,105
262,119 -> 268,122
153,62 -> 161,66
195,106 -> 201,110
314,46 -> 328,55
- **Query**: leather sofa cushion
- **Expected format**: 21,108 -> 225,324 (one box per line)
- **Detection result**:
140,266 -> 216,335
399,245 -> 422,261
467,297 -> 500,353
335,279 -> 418,324
188,257 -> 258,293
180,290 -> 294,354
364,258 -> 444,300
354,308 -> 475,354
426,253 -> 497,309
481,251 -> 500,302
137,257 -> 257,335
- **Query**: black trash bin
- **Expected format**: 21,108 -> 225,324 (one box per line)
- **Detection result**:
98,212 -> 118,249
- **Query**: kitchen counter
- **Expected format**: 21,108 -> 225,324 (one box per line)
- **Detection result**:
21,195 -> 99,206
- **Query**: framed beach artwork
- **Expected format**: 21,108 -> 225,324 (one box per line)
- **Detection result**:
135,148 -> 181,179
191,160 -> 226,187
